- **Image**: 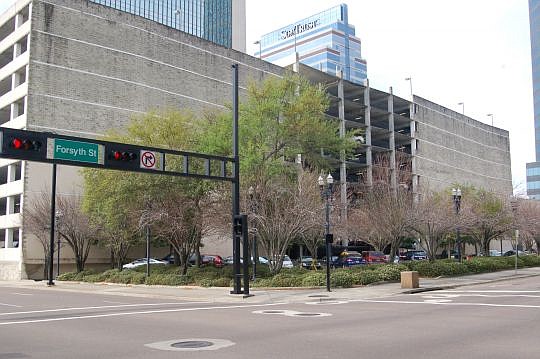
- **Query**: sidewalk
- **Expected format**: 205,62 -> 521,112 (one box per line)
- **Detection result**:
2,267 -> 540,304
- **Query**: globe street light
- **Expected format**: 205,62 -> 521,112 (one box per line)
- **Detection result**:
452,188 -> 462,262
318,173 -> 334,292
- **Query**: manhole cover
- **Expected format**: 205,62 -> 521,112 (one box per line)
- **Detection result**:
308,294 -> 329,298
261,310 -> 286,314
287,311 -> 332,318
171,341 -> 213,349
145,338 -> 235,352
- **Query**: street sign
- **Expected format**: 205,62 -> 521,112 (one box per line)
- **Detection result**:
47,138 -> 104,165
140,150 -> 163,170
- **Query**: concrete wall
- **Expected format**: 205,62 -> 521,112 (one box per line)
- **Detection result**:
414,96 -> 512,195
12,0 -> 282,279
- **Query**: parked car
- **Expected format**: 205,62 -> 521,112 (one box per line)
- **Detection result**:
362,251 -> 387,264
122,258 -> 167,269
334,251 -> 366,268
224,256 -> 269,265
404,250 -> 428,261
503,250 -> 528,257
489,249 -> 502,257
300,257 -> 322,270
188,254 -> 224,268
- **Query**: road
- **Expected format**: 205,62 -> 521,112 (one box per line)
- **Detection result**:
0,276 -> 539,359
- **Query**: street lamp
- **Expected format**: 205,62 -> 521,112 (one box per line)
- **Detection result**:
487,113 -> 494,132
248,185 -> 258,280
318,173 -> 334,292
452,188 -> 462,263
458,102 -> 464,115
405,77 -> 413,101
254,40 -> 262,59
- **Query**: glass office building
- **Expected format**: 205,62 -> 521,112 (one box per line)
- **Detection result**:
528,0 -> 540,199
89,0 -> 242,50
256,4 -> 367,84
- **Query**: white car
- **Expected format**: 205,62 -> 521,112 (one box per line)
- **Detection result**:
122,258 -> 167,269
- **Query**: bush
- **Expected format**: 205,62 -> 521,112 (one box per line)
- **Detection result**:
375,264 -> 408,281
301,272 -> 326,287
351,270 -> 381,285
330,270 -> 355,288
270,273 -> 303,287
57,270 -> 96,281
145,274 -> 192,286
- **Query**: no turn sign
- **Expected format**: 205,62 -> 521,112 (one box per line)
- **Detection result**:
140,150 -> 163,170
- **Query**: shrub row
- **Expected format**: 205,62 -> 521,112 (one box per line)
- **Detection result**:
57,256 -> 540,288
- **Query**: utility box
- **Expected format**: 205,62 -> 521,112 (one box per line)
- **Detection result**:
401,271 -> 419,289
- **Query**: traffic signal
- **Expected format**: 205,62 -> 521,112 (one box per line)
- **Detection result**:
104,144 -> 140,170
325,233 -> 334,244
233,215 -> 244,236
1,130 -> 47,161
110,150 -> 137,162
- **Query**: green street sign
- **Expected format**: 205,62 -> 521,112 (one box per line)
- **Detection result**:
47,138 -> 104,164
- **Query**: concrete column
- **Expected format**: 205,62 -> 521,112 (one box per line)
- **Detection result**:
364,79 -> 372,188
388,87 -> 396,195
409,100 -> 419,202
338,71 -> 347,225
6,195 -> 13,215
6,228 -> 13,248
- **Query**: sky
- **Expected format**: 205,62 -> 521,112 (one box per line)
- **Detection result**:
0,0 -> 534,194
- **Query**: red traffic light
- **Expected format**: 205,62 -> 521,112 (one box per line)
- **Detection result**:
111,151 -> 137,161
10,138 -> 41,151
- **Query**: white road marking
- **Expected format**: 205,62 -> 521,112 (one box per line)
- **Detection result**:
11,293 -> 33,296
0,302 -> 206,317
351,298 -> 540,309
438,290 -> 540,293
0,302 -> 286,326
0,303 -> 22,308
102,300 -> 128,304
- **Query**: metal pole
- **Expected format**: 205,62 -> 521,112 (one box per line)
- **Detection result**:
515,230 -> 519,275
48,164 -> 57,286
146,225 -> 150,278
231,64 -> 242,295
325,187 -> 331,292
56,236 -> 60,278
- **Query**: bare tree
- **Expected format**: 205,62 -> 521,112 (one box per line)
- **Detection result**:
410,191 -> 456,261
56,195 -> 100,272
251,170 -> 321,274
513,198 -> 540,254
23,191 -> 52,279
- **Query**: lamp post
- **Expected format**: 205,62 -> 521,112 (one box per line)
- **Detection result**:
487,113 -> 494,133
254,40 -> 262,59
318,173 -> 334,292
405,77 -> 413,101
55,210 -> 63,278
458,102 -> 464,115
452,188 -> 462,263
248,186 -> 258,281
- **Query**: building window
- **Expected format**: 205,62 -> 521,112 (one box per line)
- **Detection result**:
8,227 -> 19,248
0,228 -> 5,248
0,197 -> 6,215
0,166 -> 7,185
12,195 -> 20,214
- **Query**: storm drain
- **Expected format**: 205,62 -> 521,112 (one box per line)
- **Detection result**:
253,309 -> 331,318
171,341 -> 213,349
145,338 -> 235,352
289,312 -> 331,317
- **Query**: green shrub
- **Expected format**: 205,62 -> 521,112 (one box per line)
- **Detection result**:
145,274 -> 192,286
270,273 -> 303,287
330,270 -> 355,288
352,270 -> 381,285
187,266 -> 223,280
251,278 -> 273,287
301,272 -> 326,287
375,264 -> 408,281
521,255 -> 540,266
56,271 -> 78,281
57,270 -> 96,281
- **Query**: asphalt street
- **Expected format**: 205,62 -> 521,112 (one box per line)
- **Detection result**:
0,276 -> 539,359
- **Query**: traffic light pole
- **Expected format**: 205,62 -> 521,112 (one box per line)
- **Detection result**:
231,64 -> 242,295
48,164 -> 57,286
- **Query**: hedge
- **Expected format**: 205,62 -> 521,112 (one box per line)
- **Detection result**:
57,256 -> 540,288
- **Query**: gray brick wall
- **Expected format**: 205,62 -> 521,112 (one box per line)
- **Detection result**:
414,96 -> 512,194
27,0 -> 282,137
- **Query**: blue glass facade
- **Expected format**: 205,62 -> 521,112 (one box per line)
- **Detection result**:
527,0 -> 540,199
257,4 -> 367,84
89,0 -> 233,48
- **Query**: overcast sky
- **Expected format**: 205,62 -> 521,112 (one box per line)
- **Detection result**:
0,0 -> 533,194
